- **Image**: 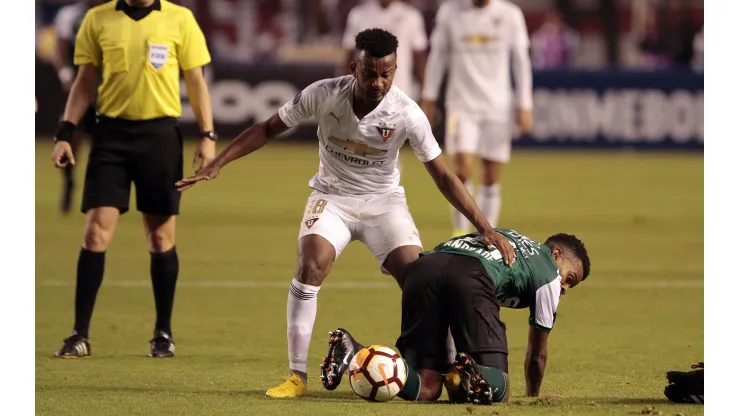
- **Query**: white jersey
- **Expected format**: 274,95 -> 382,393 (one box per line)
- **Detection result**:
278,75 -> 442,196
422,0 -> 533,119
342,0 -> 428,99
54,2 -> 86,42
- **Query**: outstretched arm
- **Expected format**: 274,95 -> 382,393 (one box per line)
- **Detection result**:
525,279 -> 562,397
175,113 -> 289,190
524,326 -> 549,396
211,113 -> 289,169
177,79 -> 328,191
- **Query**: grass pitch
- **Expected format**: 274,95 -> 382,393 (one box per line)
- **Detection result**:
35,140 -> 704,415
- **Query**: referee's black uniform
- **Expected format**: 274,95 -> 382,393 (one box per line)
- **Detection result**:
51,0 -> 214,358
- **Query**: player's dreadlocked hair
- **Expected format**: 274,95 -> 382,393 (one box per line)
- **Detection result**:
355,28 -> 399,58
545,233 -> 591,280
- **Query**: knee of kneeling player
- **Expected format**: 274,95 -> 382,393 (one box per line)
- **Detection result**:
417,378 -> 444,401
500,373 -> 510,403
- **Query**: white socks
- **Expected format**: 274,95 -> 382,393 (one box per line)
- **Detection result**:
287,277 -> 321,377
451,182 -> 502,231
451,180 -> 476,233
477,184 -> 502,228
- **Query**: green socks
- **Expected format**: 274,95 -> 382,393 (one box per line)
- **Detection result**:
480,365 -> 507,402
396,362 -> 507,403
397,365 -> 421,401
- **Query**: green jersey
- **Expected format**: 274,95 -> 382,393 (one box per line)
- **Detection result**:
421,229 -> 562,332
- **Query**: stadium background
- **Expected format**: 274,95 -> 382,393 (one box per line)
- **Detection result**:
35,1 -> 704,415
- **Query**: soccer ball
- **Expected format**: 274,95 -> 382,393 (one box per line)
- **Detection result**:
348,345 -> 407,402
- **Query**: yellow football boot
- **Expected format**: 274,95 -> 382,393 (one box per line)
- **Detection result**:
265,374 -> 308,398
444,370 -> 466,403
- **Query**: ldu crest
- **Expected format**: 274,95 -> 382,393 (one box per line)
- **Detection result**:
375,124 -> 396,142
305,218 -> 319,229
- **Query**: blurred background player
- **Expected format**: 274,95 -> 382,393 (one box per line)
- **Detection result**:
342,0 -> 428,101
420,0 -> 533,237
51,0 -> 215,359
692,25 -> 703,73
530,11 -> 580,70
51,0 -> 103,214
321,229 -> 591,403
176,28 -> 515,398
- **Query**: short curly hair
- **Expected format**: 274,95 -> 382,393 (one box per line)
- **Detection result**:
355,28 -> 399,58
545,233 -> 591,280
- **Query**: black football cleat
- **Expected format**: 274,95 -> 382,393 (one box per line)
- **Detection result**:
455,352 -> 494,405
319,328 -> 360,390
149,330 -> 176,358
54,332 -> 91,358
664,362 -> 703,404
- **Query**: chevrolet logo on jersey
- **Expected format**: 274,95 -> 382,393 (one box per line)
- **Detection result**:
327,136 -> 388,157
462,34 -> 498,45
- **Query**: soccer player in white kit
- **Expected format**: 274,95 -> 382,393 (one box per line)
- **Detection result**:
177,28 -> 516,398
342,0 -> 428,100
420,0 -> 534,236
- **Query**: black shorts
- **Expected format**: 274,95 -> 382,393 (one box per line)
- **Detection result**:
395,253 -> 509,374
81,116 -> 184,216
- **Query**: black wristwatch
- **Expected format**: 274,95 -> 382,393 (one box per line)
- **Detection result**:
201,131 -> 218,141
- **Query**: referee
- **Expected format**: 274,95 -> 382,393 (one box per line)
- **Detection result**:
51,0 -> 216,358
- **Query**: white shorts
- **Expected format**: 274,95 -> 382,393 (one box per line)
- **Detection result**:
297,190 -> 423,275
444,111 -> 513,163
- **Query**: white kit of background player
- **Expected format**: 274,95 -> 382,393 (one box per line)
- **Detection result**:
421,0 -> 534,236
342,0 -> 429,100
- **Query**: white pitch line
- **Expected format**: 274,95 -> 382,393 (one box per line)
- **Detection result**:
36,279 -> 703,289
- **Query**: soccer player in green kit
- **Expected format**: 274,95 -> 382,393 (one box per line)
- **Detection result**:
320,229 -> 591,405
